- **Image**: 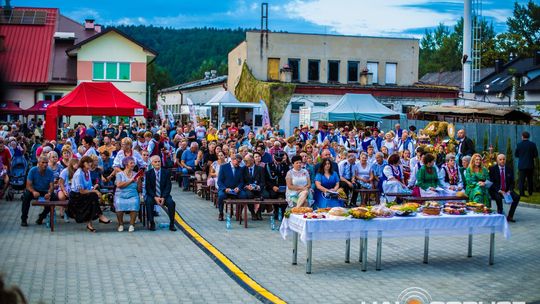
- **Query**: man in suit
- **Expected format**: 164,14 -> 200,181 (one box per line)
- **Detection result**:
489,154 -> 520,222
145,155 -> 177,231
243,154 -> 265,220
338,150 -> 359,207
217,154 -> 247,221
456,129 -> 475,165
515,131 -> 538,197
265,151 -> 288,220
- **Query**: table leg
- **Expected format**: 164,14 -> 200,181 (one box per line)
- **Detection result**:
359,237 -> 363,262
468,227 -> 473,257
243,203 -> 248,228
306,240 -> 312,274
489,232 -> 495,265
376,231 -> 382,271
361,236 -> 368,272
423,229 -> 429,264
345,237 -> 351,263
292,232 -> 298,265
50,206 -> 54,232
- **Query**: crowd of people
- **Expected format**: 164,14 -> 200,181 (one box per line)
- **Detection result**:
0,118 -> 537,232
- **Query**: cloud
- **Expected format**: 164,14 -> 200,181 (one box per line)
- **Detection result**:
65,8 -> 101,22
482,8 -> 512,23
283,0 -> 461,36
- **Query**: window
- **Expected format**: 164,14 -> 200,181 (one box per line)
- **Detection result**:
308,60 -> 320,82
385,63 -> 397,84
93,62 -> 131,81
291,101 -> 305,114
328,60 -> 340,83
367,62 -> 378,84
288,58 -> 300,82
347,61 -> 359,82
43,93 -> 63,101
313,102 -> 328,107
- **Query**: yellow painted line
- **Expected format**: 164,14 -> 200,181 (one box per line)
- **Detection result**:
174,212 -> 287,304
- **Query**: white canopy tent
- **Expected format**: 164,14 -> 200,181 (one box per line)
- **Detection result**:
312,93 -> 403,122
205,91 -> 260,126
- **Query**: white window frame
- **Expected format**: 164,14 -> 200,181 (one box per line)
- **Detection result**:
92,62 -> 131,81
385,62 -> 397,85
367,62 -> 379,84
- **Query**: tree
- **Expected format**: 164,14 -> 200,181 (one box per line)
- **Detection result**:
506,0 -> 540,57
147,62 -> 174,110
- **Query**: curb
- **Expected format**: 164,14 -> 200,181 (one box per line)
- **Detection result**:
519,201 -> 540,209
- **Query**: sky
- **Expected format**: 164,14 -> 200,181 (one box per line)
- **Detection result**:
15,0 -> 532,37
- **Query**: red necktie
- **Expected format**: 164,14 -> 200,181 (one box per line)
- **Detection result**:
500,168 -> 506,192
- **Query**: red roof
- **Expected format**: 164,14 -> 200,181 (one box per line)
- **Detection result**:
0,7 -> 58,84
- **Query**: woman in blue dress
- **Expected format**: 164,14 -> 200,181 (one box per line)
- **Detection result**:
314,158 -> 343,209
114,156 -> 142,232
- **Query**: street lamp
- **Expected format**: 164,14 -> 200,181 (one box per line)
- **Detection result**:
483,84 -> 490,102
147,82 -> 155,110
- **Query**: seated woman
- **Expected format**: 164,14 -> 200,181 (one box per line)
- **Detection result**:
68,156 -> 111,232
208,150 -> 226,189
465,153 -> 491,206
89,155 -> 104,189
314,158 -> 343,209
114,157 -> 142,232
355,152 -> 373,189
382,153 -> 408,201
415,153 -> 443,197
439,153 -> 463,194
286,155 -> 311,208
57,158 -> 79,223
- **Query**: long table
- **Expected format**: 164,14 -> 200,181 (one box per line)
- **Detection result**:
280,212 -> 510,274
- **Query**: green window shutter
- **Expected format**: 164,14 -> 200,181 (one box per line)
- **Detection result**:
119,63 -> 130,80
106,62 -> 118,80
93,62 -> 104,79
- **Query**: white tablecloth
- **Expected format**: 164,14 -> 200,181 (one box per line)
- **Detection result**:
280,213 -> 510,244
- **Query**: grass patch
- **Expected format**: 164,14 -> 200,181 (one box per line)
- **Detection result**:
520,192 -> 540,204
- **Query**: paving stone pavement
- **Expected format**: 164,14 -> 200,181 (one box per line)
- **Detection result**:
173,190 -> 540,303
2,186 -> 540,304
0,195 -> 258,304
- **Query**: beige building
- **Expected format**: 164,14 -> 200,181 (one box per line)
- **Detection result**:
228,31 -> 419,90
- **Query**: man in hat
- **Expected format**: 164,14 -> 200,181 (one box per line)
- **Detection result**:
216,154 -> 247,221
299,125 -> 310,142
265,151 -> 288,220
317,125 -> 328,144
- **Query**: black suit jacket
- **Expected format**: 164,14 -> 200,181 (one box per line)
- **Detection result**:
515,140 -> 538,170
458,137 -> 475,157
145,168 -> 172,199
243,165 -> 265,190
488,165 -> 515,193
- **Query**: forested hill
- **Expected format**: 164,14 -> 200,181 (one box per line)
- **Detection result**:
114,25 -> 248,84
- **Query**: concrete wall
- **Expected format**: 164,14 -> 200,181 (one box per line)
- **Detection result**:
228,41 -> 247,91
228,32 -> 419,91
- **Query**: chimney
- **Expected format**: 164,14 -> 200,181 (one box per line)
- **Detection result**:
210,70 -> 217,78
94,24 -> 102,33
494,59 -> 504,73
534,51 -> 540,66
204,71 -> 211,79
84,19 -> 95,30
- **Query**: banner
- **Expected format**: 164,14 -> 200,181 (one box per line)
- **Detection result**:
156,102 -> 165,121
299,106 -> 311,127
167,109 -> 175,127
187,97 -> 198,126
259,99 -> 271,126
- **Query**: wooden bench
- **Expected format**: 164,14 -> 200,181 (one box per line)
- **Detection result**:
353,188 -> 380,206
200,185 -> 210,200
402,195 -> 467,204
31,200 -> 69,232
381,192 -> 412,204
223,198 -> 287,228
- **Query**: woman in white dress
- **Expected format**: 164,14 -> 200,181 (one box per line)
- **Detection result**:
355,152 -> 373,189
382,153 -> 408,201
285,155 -> 311,207
208,150 -> 226,189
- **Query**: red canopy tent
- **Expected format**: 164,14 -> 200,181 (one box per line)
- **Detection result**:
24,100 -> 55,115
0,101 -> 24,115
44,82 -> 150,140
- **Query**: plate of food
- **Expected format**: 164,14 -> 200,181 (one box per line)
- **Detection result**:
326,207 -> 351,220
303,212 -> 326,219
350,207 -> 376,220
445,202 -> 466,209
443,207 -> 467,215
466,202 -> 484,211
390,205 -> 417,216
291,206 -> 313,214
